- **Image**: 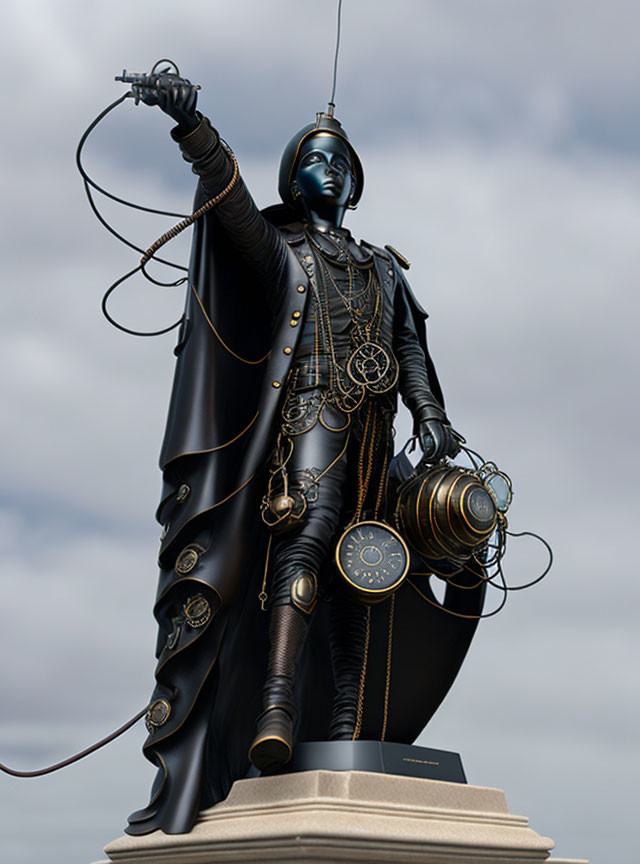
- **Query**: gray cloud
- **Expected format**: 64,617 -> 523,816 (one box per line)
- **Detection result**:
1,2 -> 638,863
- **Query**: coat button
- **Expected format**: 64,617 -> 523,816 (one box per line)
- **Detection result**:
283,346 -> 292,355
290,319 -> 299,327
272,380 -> 281,388
297,284 -> 306,293
292,310 -> 301,319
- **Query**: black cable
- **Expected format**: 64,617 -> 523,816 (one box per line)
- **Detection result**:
77,90 -> 193,334
139,259 -> 188,288
329,0 -> 344,108
0,704 -> 149,777
76,93 -> 189,219
424,576 -> 508,620
481,530 -> 552,594
102,265 -> 184,337
77,95 -> 187,272
500,530 -> 554,590
412,551 -> 508,620
83,178 -> 187,273
457,443 -> 484,472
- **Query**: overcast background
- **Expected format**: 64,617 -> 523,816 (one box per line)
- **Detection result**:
0,2 -> 638,862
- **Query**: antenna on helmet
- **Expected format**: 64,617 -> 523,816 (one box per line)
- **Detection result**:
327,0 -> 344,118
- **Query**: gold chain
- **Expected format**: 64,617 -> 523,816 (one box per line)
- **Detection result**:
353,402 -> 372,523
374,441 -> 389,519
321,252 -> 381,344
380,593 -> 395,741
352,605 -> 371,741
258,535 -> 273,612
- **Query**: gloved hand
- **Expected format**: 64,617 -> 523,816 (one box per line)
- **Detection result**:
134,73 -> 200,133
417,419 -> 460,462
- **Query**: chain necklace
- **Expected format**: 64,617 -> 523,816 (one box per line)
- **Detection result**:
308,240 -> 398,411
323,259 -> 376,337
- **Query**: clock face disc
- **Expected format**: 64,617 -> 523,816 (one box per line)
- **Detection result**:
336,521 -> 409,601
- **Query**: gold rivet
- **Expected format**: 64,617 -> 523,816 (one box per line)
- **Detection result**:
292,310 -> 301,319
272,380 -> 281,388
297,284 -> 306,293
283,346 -> 292,355
290,319 -> 299,327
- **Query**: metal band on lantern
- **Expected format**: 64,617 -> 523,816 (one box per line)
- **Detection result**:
395,464 -> 498,567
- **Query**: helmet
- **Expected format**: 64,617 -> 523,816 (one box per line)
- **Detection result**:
278,110 -> 364,209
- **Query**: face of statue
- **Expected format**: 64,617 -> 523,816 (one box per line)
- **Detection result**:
294,134 -> 354,211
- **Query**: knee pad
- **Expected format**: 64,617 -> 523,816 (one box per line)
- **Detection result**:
290,570 -> 318,615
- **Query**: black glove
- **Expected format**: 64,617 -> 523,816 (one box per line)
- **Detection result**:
134,73 -> 199,133
417,419 -> 460,462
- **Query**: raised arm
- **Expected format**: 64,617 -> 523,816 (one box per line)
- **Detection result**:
134,73 -> 287,286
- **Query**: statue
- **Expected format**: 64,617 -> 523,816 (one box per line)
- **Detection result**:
124,72 -> 487,837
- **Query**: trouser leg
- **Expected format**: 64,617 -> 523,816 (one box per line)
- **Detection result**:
328,589 -> 370,740
250,406 -> 349,770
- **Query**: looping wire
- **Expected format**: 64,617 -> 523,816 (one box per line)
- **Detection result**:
411,501 -> 552,621
101,265 -> 185,337
76,91 -> 203,335
76,93 -> 189,220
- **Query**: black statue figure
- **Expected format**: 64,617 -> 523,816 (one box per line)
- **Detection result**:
125,73 -> 485,836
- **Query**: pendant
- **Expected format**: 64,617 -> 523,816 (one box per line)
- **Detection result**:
346,341 -> 399,394
335,520 -> 410,603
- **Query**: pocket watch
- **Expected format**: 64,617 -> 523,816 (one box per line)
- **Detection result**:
335,520 -> 410,603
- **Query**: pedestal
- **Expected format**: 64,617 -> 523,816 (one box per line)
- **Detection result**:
96,770 -> 588,863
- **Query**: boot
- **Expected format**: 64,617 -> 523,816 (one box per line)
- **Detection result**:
249,604 -> 308,771
328,594 -> 369,740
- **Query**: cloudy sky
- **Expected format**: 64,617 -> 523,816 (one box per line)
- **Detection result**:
1,1 -> 638,862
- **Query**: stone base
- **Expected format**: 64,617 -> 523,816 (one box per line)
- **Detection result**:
97,770 -> 588,863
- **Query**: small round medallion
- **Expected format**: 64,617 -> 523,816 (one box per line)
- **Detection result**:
175,547 -> 199,575
346,341 -> 391,387
145,699 -> 171,733
346,342 -> 399,394
183,595 -> 212,629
